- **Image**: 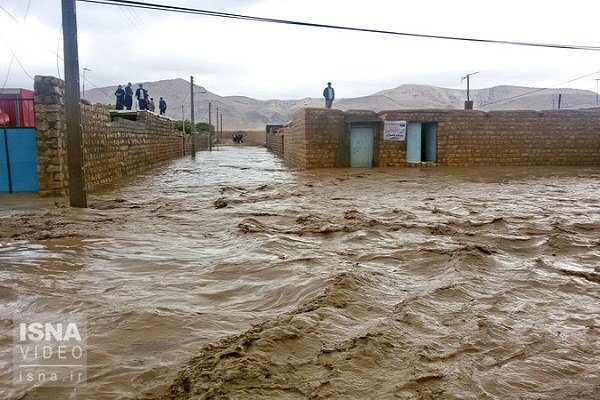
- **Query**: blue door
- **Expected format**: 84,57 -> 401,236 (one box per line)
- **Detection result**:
0,128 -> 38,193
0,129 -> 9,192
406,122 -> 422,162
350,126 -> 374,167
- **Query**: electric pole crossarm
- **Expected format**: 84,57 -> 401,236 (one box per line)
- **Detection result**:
461,71 -> 479,109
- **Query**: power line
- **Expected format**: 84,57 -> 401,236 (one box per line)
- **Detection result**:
0,34 -> 34,82
480,68 -> 600,107
0,3 -> 113,101
77,0 -> 600,52
1,0 -> 33,90
56,25 -> 63,79
561,98 -> 599,109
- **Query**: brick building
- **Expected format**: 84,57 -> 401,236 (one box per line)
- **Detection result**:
266,108 -> 600,168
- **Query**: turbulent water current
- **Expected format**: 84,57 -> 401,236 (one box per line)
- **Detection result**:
0,146 -> 599,399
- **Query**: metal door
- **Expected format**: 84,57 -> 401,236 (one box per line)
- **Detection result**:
0,128 -> 38,193
406,122 -> 422,162
0,129 -> 9,192
350,126 -> 374,168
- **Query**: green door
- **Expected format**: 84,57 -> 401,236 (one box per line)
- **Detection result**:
350,126 -> 374,167
406,122 -> 422,162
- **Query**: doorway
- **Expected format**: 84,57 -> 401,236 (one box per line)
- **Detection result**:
406,122 -> 436,163
350,125 -> 374,167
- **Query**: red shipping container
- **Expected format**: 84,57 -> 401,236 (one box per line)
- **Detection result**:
0,88 -> 35,128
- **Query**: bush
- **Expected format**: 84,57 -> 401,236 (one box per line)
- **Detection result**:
175,120 -> 214,135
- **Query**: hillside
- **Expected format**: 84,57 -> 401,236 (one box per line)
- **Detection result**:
85,79 -> 598,130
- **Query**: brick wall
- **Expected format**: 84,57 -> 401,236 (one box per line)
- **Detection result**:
278,108 -> 347,168
272,108 -> 600,169
279,109 -> 307,168
34,75 -> 184,197
184,132 -> 208,155
265,125 -> 283,149
269,128 -> 284,157
380,109 -> 600,166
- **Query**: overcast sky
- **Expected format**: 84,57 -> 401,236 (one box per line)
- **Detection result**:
1,0 -> 600,100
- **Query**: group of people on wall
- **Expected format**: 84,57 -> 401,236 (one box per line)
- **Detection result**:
114,83 -> 167,115
113,81 -> 335,117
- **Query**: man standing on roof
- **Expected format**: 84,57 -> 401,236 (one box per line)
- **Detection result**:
159,97 -> 167,115
114,85 -> 125,110
124,82 -> 133,110
323,82 -> 335,109
135,84 -> 148,110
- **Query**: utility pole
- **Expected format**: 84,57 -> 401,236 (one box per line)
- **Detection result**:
81,67 -> 90,98
61,0 -> 86,208
208,102 -> 212,151
181,104 -> 185,156
558,93 -> 562,109
220,113 -> 223,141
215,107 -> 219,143
595,79 -> 600,106
190,76 -> 196,158
461,71 -> 479,110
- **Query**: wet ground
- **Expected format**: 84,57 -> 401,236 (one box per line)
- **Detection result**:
0,146 -> 599,400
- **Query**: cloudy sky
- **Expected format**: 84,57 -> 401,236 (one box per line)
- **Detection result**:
1,0 -> 600,100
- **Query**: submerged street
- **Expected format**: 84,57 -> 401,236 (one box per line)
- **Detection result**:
0,146 -> 599,399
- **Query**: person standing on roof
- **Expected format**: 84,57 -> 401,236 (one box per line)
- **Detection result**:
323,82 -> 335,109
114,85 -> 125,110
135,84 -> 148,110
124,82 -> 133,110
159,97 -> 167,115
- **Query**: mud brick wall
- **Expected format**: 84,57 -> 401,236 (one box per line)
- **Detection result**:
265,125 -> 283,149
280,108 -> 345,168
273,108 -> 600,169
34,75 -> 184,197
380,109 -> 600,166
184,133 -> 208,155
269,128 -> 284,157
279,109 -> 306,168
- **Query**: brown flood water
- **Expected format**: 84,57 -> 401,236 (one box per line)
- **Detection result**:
0,146 -> 599,400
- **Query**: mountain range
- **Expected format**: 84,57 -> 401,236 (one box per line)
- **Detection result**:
85,79 -> 599,130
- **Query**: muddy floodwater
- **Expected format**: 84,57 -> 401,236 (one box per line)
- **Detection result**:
0,146 -> 599,400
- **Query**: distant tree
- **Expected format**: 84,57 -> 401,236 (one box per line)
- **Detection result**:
195,122 -> 213,132
175,120 -> 191,134
175,120 -> 214,134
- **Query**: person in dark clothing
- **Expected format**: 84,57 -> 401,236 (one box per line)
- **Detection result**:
124,82 -> 133,110
114,85 -> 125,110
135,84 -> 148,110
323,82 -> 335,108
159,97 -> 167,115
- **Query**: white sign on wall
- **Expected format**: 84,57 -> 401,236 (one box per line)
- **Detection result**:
383,120 -> 407,141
